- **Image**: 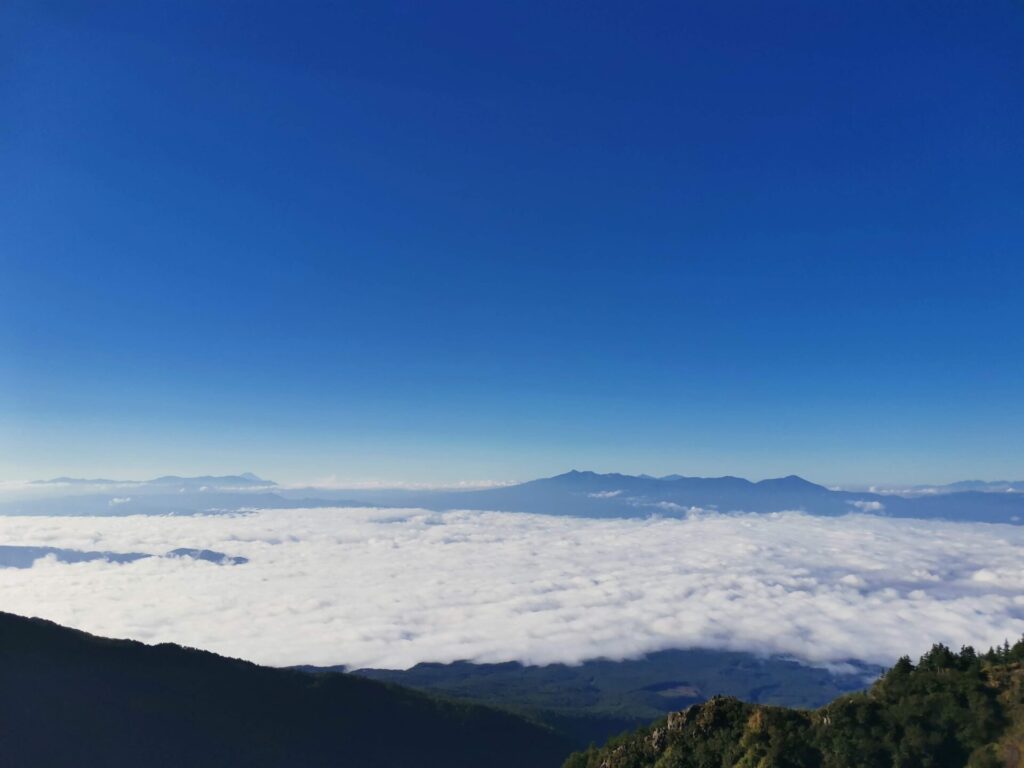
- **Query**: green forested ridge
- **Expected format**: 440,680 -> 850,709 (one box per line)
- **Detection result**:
350,650 -> 876,749
565,639 -> 1024,768
0,611 -> 572,768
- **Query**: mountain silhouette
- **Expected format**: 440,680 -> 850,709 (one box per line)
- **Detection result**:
0,612 -> 572,768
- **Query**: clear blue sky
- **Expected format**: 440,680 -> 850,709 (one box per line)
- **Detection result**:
2,1 -> 1022,486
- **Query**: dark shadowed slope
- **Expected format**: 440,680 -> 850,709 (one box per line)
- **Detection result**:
0,612 -> 573,768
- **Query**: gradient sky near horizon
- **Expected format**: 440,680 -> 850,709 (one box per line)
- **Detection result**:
2,1 -> 1022,486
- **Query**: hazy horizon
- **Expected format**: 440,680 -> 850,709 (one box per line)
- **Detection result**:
5,466 -> 1024,492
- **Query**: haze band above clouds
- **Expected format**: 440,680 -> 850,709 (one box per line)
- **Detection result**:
1,508 -> 1022,670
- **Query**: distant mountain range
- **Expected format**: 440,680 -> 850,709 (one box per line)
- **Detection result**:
31,472 -> 272,488
365,470 -> 1024,524
873,479 -> 1024,495
0,611 -> 572,768
4,472 -> 368,517
5,470 -> 1024,524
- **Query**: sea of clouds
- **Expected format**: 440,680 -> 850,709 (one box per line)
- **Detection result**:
1,507 -> 1023,670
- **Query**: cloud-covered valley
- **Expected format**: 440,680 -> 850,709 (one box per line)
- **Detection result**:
1,508 -> 1022,670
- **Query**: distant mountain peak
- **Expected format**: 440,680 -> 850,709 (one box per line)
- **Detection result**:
757,474 -> 822,489
552,469 -> 599,480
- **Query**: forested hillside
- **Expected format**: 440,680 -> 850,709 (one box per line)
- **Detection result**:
565,640 -> 1024,768
351,649 -> 876,748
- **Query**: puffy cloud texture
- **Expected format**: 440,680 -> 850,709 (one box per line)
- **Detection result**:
1,508 -> 1023,670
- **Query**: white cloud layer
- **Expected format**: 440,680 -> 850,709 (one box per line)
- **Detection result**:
1,508 -> 1023,670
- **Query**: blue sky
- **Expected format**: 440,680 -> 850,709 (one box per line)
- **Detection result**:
2,1 -> 1022,486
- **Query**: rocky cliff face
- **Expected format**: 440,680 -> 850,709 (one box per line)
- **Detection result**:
565,643 -> 1024,768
